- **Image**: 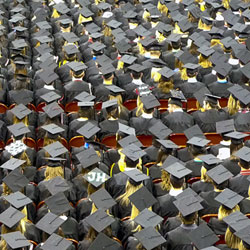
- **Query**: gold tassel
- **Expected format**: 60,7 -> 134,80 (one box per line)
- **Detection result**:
180,68 -> 188,80
143,10 -> 150,21
117,60 -> 124,70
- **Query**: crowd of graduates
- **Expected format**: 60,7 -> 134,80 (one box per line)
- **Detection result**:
0,0 -> 250,248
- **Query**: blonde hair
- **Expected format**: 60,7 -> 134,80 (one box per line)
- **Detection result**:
43,137 -> 59,147
13,115 -> 29,126
157,79 -> 174,93
239,241 -> 250,250
218,205 -> 240,221
200,166 -> 213,183
228,94 -> 240,116
136,96 -> 144,117
117,182 -> 143,206
20,151 -> 32,167
3,183 -> 12,196
45,166 -> 64,181
160,170 -> 171,191
225,227 -> 241,249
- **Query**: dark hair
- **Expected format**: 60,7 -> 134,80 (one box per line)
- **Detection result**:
170,175 -> 184,189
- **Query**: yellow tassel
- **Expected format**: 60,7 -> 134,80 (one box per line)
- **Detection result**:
180,68 -> 188,80
117,60 -> 124,70
143,10 -> 150,21
153,71 -> 161,82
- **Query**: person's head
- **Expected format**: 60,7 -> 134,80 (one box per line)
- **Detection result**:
239,159 -> 250,170
179,212 -> 198,225
186,68 -> 198,78
218,205 -> 240,221
161,170 -> 171,191
125,156 -> 139,168
225,226 -> 241,249
170,175 -> 184,189
70,69 -> 85,79
130,71 -> 143,80
44,166 -> 64,181
157,77 -> 174,94
78,106 -> 95,120
189,144 -> 206,157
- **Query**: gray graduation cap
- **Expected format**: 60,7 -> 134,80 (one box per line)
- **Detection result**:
119,123 -> 135,136
134,226 -> 166,250
162,155 -> 185,169
198,154 -> 222,168
89,41 -> 106,51
42,123 -> 65,135
118,135 -> 143,148
134,25 -> 152,37
85,209 -> 115,232
198,46 -> 215,57
76,148 -> 101,168
40,91 -> 61,103
166,33 -> 182,43
194,86 -> 211,106
68,61 -> 87,73
234,225 -> 250,247
77,122 -> 100,139
45,192 -> 72,215
62,32 -> 80,43
96,55 -> 113,67
10,104 -> 31,120
74,91 -> 95,102
42,102 -> 64,118
43,141 -> 68,158
47,176 -> 70,195
140,94 -> 160,110
173,195 -> 203,216
223,211 -> 250,232
54,3 -> 70,14
3,168 -> 29,192
121,144 -> 146,161
102,99 -> 118,109
105,85 -> 125,94
12,89 -> 33,106
187,136 -> 210,147
216,119 -> 235,134
158,67 -> 175,78
0,158 -> 26,171
120,54 -> 137,65
124,168 -> 149,185
176,187 -> 203,203
5,191 -> 32,209
0,206 -> 25,228
100,64 -> 116,76
36,35 -> 53,44
184,125 -> 206,140
41,233 -> 73,250
215,188 -> 244,209
88,232 -> 121,250
107,19 -> 122,29
12,39 -> 28,49
183,63 -> 200,70
233,146 -> 250,162
79,6 -> 94,17
89,188 -> 116,209
241,62 -> 250,79
83,168 -> 110,187
206,165 -> 233,185
157,139 -> 178,149
36,212 -> 67,234
36,20 -> 52,30
148,121 -> 172,139
2,231 -> 31,249
39,69 -> 59,85
188,223 -> 219,249
39,58 -> 58,71
214,63 -> 232,78
129,186 -> 157,211
163,162 -> 192,179
7,122 -> 30,137
63,44 -> 79,55
134,208 -> 163,228
128,63 -> 146,73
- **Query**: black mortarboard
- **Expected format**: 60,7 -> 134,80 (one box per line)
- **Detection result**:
106,19 -> 122,29
77,122 -> 100,139
89,41 -> 106,52
40,233 -> 73,250
5,191 -> 32,209
134,25 -> 152,37
13,26 -> 27,32
178,18 -> 193,32
96,55 -> 113,67
188,223 -> 219,249
221,37 -> 236,50
36,212 -> 67,234
216,119 -> 235,134
206,165 -> 233,185
40,91 -> 61,103
198,46 -> 215,57
105,85 -> 124,94
163,162 -> 191,179
241,62 -> 250,79
45,192 -> 72,215
214,63 -> 232,77
76,148 -> 101,168
100,64 -> 116,75
3,168 -> 29,192
36,21 -> 52,30
90,32 -> 103,39
97,2 -> 111,10
90,188 -> 116,209
184,125 -> 206,140
12,39 -> 28,49
42,102 -> 64,118
39,69 -> 59,84
174,195 -> 203,216
86,22 -> 101,33
10,104 -> 31,120
120,54 -> 137,65
0,158 -> 25,171
121,144 -> 146,161
83,168 -> 110,187
134,209 -> 163,228
42,123 -> 65,135
54,3 -> 70,14
62,32 -> 80,43
39,58 -> 58,71
60,18 -> 72,26
187,137 -> 210,147
124,10 -> 138,19
0,206 -> 25,228
85,209 -> 115,232
36,35 -> 53,44
225,132 -> 248,145
118,123 -> 135,136
198,154 -> 222,168
155,22 -> 173,33
234,225 -> 250,246
79,7 -> 94,17
204,94 -> 221,105
140,94 -> 160,110
63,44 -> 79,56
215,188 -> 244,209
158,67 -> 175,78
7,122 -> 30,137
157,139 -> 178,149
176,187 -> 203,203
166,33 -> 182,43
47,176 -> 70,195
118,135 -> 143,148
102,99 -> 118,109
11,90 -> 33,106
128,63 -> 146,73
234,146 -> 250,162
43,141 -> 68,158
223,211 -> 250,232
183,63 -> 199,70
134,226 -> 166,250
148,121 -> 172,139
129,186 -> 157,211
124,168 -> 149,185
194,86 -> 211,106
2,231 -> 31,249
74,91 -> 95,102
68,62 -> 87,73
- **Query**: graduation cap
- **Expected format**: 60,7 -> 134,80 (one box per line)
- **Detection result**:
40,233 -> 73,250
47,176 -> 70,195
118,135 -> 143,148
83,168 -> 110,187
77,122 -> 100,139
74,91 -> 95,102
0,206 -> 25,228
223,211 -> 250,232
215,188 -> 244,209
163,162 -> 192,179
3,168 -> 29,192
11,89 -> 33,106
183,63 -> 199,70
7,122 -> 30,137
241,62 -> 250,79
60,18 -> 73,27
36,20 -> 52,30
157,139 -> 178,149
129,186 -> 157,211
89,41 -> 106,52
187,136 -> 210,147
42,102 -> 64,118
124,168 -> 149,186
4,191 -> 32,209
97,2 -> 112,10
76,148 -> 100,169
158,67 -> 175,78
140,94 -> 160,110
45,192 -> 72,215
41,91 -> 61,103
176,187 -> 203,203
128,63 -> 146,73
234,225 -> 250,247
5,141 -> 27,157
0,158 -> 25,171
124,10 -> 138,19
2,231 -> 31,249
13,26 -> 27,32
188,223 -> 219,249
148,120 -> 172,139
88,232 -> 121,250
39,58 -> 58,71
42,123 -> 65,135
102,99 -> 118,109
233,146 -> 250,162
118,123 -> 135,136
89,188 -> 116,209
206,165 -> 233,185
133,25 -> 152,37
198,46 -> 215,57
43,141 -> 68,158
134,226 -> 166,250
225,132 -> 248,145
79,6 -> 94,18
63,44 -> 79,56
100,64 -> 116,76
86,22 -> 101,33
214,63 -> 232,77
166,33 -> 182,43
216,119 -> 235,134
10,104 -> 31,120
198,154 -> 222,169
204,94 -> 221,105
36,35 -> 53,44
155,22 -> 173,34
178,18 -> 193,32
184,125 -> 206,140
62,32 -> 80,43
36,212 -> 67,234
121,144 -> 146,161
106,19 -> 122,29
96,55 -> 113,67
39,69 -> 59,84
134,209 -> 163,228
120,54 -> 137,65
54,3 -> 70,14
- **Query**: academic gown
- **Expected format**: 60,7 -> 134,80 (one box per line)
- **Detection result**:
229,174 -> 250,197
239,198 -> 250,214
232,112 -> 250,132
180,80 -> 205,99
75,198 -> 92,222
177,148 -> 193,162
129,116 -> 159,135
191,181 -> 214,194
221,158 -> 240,176
208,81 -> 233,98
185,159 -> 203,179
208,218 -> 229,235
199,191 -> 221,216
